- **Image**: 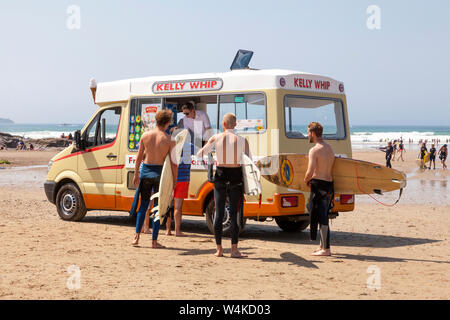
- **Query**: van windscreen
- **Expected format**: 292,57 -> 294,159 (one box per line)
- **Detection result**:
284,96 -> 346,139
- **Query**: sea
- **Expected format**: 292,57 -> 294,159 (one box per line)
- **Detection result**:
1,123 -> 450,150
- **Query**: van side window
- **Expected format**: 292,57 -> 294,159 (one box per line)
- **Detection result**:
218,93 -> 266,133
84,107 -> 121,147
284,96 -> 346,139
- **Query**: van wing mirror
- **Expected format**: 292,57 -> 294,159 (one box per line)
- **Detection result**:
74,130 -> 85,150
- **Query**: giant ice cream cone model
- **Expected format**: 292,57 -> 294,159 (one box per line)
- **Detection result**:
90,78 -> 97,103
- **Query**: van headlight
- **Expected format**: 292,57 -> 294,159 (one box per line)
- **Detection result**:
48,160 -> 53,173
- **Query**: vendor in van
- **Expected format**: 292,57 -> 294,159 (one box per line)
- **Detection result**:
173,101 -> 212,145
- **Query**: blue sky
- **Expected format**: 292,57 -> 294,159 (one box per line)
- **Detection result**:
0,0 -> 449,125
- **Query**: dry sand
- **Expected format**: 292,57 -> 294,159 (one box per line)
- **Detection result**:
0,149 -> 449,300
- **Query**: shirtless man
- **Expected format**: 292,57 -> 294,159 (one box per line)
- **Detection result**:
131,109 -> 177,248
197,113 -> 250,258
304,122 -> 335,257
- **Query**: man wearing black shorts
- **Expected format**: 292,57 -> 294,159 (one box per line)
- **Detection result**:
429,144 -> 437,170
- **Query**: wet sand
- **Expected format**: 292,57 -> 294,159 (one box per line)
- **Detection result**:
0,149 -> 449,300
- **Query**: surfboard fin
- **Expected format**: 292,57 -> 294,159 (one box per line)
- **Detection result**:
373,189 -> 383,195
150,192 -> 160,201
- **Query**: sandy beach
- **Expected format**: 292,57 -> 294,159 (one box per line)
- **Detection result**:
0,148 -> 448,300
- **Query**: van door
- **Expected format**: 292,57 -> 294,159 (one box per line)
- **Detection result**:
78,106 -> 122,209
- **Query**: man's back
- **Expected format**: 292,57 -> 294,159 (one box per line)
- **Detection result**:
310,142 -> 334,182
141,129 -> 172,165
214,131 -> 248,167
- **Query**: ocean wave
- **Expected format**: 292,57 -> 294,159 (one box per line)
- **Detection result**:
6,131 -> 115,140
351,131 -> 450,142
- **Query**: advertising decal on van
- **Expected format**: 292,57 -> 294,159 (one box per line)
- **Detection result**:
152,78 -> 223,94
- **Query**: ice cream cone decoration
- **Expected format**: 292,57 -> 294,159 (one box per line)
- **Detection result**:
90,78 -> 97,103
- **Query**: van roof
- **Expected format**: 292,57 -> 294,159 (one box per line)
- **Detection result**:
95,69 -> 345,103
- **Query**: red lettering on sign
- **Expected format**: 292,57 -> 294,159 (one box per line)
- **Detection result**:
190,82 -> 199,89
156,84 -> 163,91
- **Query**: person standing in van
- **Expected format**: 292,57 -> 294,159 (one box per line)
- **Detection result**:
304,122 -> 335,257
177,101 -> 212,145
197,113 -> 250,258
130,109 -> 177,248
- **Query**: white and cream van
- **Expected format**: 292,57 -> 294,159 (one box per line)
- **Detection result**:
44,67 -> 355,234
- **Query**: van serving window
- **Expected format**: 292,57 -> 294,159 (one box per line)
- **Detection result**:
284,95 -> 346,139
218,93 -> 266,133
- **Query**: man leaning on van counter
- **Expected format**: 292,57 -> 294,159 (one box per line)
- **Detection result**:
175,101 -> 212,144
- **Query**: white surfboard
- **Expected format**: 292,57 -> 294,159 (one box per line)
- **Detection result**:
242,154 -> 262,196
150,129 -> 189,221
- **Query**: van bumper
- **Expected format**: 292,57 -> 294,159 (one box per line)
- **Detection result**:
44,181 -> 57,204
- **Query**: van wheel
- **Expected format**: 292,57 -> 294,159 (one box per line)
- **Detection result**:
275,217 -> 309,232
205,196 -> 246,236
56,183 -> 87,221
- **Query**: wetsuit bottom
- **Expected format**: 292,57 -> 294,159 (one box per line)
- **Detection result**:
308,179 -> 334,250
213,167 -> 243,245
135,168 -> 162,239
386,156 -> 392,168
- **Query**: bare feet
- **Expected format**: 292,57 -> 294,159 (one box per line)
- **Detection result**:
175,232 -> 186,237
313,247 -> 323,253
214,246 -> 224,257
143,229 -> 152,234
166,230 -> 172,236
132,234 -> 140,246
151,241 -> 165,249
230,251 -> 248,258
311,249 -> 331,256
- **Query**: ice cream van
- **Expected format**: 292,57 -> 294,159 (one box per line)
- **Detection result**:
44,51 -> 355,234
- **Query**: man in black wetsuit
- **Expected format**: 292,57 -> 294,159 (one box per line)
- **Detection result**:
197,113 -> 250,258
304,122 -> 335,257
385,141 -> 394,168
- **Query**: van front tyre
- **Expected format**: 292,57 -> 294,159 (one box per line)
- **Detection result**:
56,183 -> 87,221
205,196 -> 246,236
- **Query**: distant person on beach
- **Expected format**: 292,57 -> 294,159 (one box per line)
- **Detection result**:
197,113 -> 250,258
392,140 -> 397,161
68,133 -> 73,140
438,144 -> 448,170
418,143 -> 428,169
304,122 -> 335,257
429,144 -> 437,170
381,141 -> 394,168
130,109 -> 177,248
396,140 -> 405,161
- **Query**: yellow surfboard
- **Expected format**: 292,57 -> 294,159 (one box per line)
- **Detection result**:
256,154 -> 406,194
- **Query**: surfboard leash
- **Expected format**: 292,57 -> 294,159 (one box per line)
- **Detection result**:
352,159 -> 403,207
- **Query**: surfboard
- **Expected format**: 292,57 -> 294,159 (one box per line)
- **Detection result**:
150,129 -> 189,221
242,154 -> 262,196
423,151 -> 431,163
256,154 -> 406,194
